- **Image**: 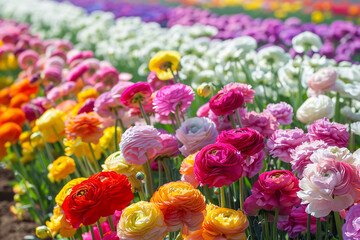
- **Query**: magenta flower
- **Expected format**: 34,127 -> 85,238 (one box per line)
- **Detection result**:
209,89 -> 244,116
153,83 -> 194,116
120,82 -> 153,108
216,127 -> 264,156
241,111 -> 279,137
266,128 -> 309,163
193,143 -> 243,188
242,150 -> 265,178
244,170 -> 301,216
343,203 -> 360,240
18,49 -> 39,70
111,81 -> 134,100
66,62 -> 90,82
78,98 -> 96,114
223,82 -> 255,104
307,118 -> 349,148
290,140 -> 328,178
119,126 -> 162,165
196,103 -> 210,118
266,102 -> 294,125
82,221 -> 112,240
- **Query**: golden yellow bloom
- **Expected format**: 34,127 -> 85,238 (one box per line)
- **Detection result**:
77,88 -> 99,103
13,183 -> 26,195
99,126 -> 121,152
48,156 -> 76,182
202,207 -> 248,240
312,11 -> 324,23
197,83 -> 214,98
46,206 -> 77,238
64,137 -> 102,162
55,177 -> 87,206
102,151 -> 143,191
20,141 -> 35,164
35,226 -> 51,239
149,51 -> 181,80
10,203 -> 25,220
36,108 -> 65,143
6,53 -> 18,70
117,201 -> 167,240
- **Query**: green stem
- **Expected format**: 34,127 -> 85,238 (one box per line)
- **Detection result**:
239,177 -> 244,211
334,211 -> 344,240
88,143 -> 101,172
220,186 -> 226,208
138,100 -> 150,125
307,214 -> 311,240
118,118 -> 126,132
97,221 -> 104,239
335,92 -> 341,123
175,105 -> 182,127
273,207 -> 279,240
52,126 -> 64,150
264,213 -> 270,240
169,113 -> 178,131
203,186 -> 215,204
158,160 -> 163,187
107,216 -> 115,232
138,188 -> 145,201
229,114 -> 237,129
90,226 -> 96,240
316,218 -> 321,240
235,108 -> 243,128
161,159 -> 172,182
114,118 -> 119,152
12,145 -> 28,179
169,67 -> 178,83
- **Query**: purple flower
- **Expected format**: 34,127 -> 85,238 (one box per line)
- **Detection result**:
266,102 -> 293,125
343,203 -> 360,240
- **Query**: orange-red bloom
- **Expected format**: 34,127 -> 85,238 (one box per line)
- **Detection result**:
0,108 -> 26,126
0,122 -> 22,145
9,78 -> 39,97
9,93 -> 30,108
65,112 -> 103,144
151,181 -> 206,232
0,87 -> 10,106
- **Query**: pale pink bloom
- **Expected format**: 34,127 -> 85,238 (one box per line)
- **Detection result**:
223,82 -> 255,104
243,150 -> 266,178
241,111 -> 279,137
310,146 -> 357,165
266,102 -> 294,125
308,67 -> 337,92
266,128 -> 309,163
119,126 -> 162,165
196,103 -> 210,118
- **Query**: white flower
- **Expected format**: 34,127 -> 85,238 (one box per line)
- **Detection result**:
292,31 -> 323,53
296,95 -> 335,124
350,121 -> 360,136
341,106 -> 360,122
257,46 -> 290,71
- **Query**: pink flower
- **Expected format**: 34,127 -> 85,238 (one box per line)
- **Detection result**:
241,111 -> 279,137
175,117 -> 218,157
244,170 -> 301,216
78,98 -> 96,114
208,108 -> 247,133
111,81 -> 134,99
209,89 -> 244,116
297,160 -> 360,217
119,126 -> 162,165
43,65 -> 62,84
193,143 -> 243,188
277,204 -> 319,238
147,71 -> 174,91
18,49 -> 38,70
196,103 -> 210,118
153,129 -> 180,159
82,221 -> 112,240
94,92 -> 123,119
99,67 -> 119,89
120,82 -> 153,108
343,203 -> 360,240
242,150 -> 265,178
266,128 -> 309,163
153,83 -> 194,116
223,82 -> 255,104
46,82 -> 76,102
266,102 -> 294,125
307,118 -> 349,148
216,127 -> 264,156
308,67 -> 337,92
67,49 -> 94,67
66,62 -> 90,82
290,140 -> 328,178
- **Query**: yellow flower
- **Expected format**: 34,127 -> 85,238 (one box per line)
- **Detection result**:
10,203 -> 25,220
274,10 -> 287,19
99,126 -> 121,152
77,88 -> 99,103
197,83 -> 214,98
149,51 -> 181,80
6,53 -> 18,70
55,177 -> 87,206
117,201 -> 167,240
46,206 -> 77,238
48,156 -> 76,182
20,141 -> 35,164
30,131 -> 44,148
202,207 -> 249,240
13,183 -> 26,195
36,108 -> 65,143
312,11 -> 324,23
64,137 -> 102,162
35,226 -> 51,239
19,131 -> 31,145
102,151 -> 143,191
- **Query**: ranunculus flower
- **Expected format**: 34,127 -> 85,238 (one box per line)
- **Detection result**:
153,129 -> 180,159
266,128 -> 309,163
223,82 -> 255,104
266,102 -> 294,125
307,118 -> 349,148
149,51 -> 181,80
176,117 -> 218,157
308,67 -> 337,92
151,181 -> 206,232
55,178 -> 87,207
343,203 -> 360,240
196,103 -> 210,118
209,89 -> 244,116
241,111 -> 279,137
47,156 -> 76,182
296,95 -> 334,124
180,152 -> 199,188
18,49 -> 38,70
147,71 -> 174,90
153,83 -> 194,117
290,140 -> 328,178
0,107 -> 26,126
193,143 -> 243,188
120,82 -> 153,108
0,122 -> 22,146
117,201 -> 167,240
244,170 -> 301,216
216,127 -> 264,156
243,150 -> 266,178
119,126 -> 162,165
36,108 -> 65,143
297,160 -> 360,217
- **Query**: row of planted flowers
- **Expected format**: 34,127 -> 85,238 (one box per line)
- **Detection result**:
1,10 -> 360,240
2,0 -> 360,66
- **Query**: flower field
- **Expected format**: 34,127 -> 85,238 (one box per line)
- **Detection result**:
0,0 -> 360,239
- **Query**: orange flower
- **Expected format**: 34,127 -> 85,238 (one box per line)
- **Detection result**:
0,122 -> 22,145
65,112 -> 103,144
0,87 -> 10,105
0,144 -> 7,160
0,108 -> 26,126
180,152 -> 199,188
9,93 -> 30,108
150,181 -> 206,232
56,100 -> 77,115
9,78 -> 39,97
